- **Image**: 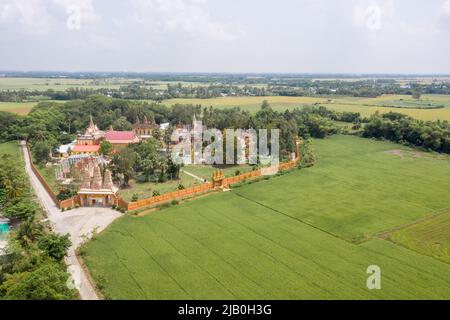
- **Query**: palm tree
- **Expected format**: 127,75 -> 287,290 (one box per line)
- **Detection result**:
5,178 -> 25,199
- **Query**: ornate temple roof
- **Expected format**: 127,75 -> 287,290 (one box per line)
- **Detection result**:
132,115 -> 158,129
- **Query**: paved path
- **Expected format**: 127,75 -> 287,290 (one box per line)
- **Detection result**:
181,169 -> 206,182
21,141 -> 122,300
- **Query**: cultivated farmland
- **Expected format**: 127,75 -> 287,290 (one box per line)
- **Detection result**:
390,211 -> 450,265
83,135 -> 450,299
163,94 -> 450,121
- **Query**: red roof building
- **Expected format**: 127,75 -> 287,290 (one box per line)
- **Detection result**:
105,130 -> 140,145
71,145 -> 100,154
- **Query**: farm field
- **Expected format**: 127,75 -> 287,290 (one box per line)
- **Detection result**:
83,135 -> 450,299
163,94 -> 450,121
0,77 -> 131,91
0,101 -> 42,115
233,135 -> 450,240
390,211 -> 450,265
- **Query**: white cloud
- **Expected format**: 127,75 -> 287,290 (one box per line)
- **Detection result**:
131,0 -> 246,42
441,0 -> 450,15
87,34 -> 119,50
0,0 -> 54,35
0,0 -> 99,35
352,0 -> 395,32
52,0 -> 100,23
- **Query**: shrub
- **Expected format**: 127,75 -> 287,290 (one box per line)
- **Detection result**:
131,193 -> 139,202
177,184 -> 185,190
152,190 -> 161,197
171,200 -> 179,206
38,233 -> 71,261
56,189 -> 77,201
235,170 -> 241,176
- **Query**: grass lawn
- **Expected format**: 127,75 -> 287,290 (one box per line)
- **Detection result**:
182,164 -> 255,181
119,172 -> 201,202
390,211 -> 450,265
0,141 -> 22,159
36,164 -> 61,194
83,135 -> 450,299
163,94 -> 450,121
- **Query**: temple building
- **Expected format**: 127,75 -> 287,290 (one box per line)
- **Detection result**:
70,115 -> 142,155
78,165 -> 119,207
105,129 -> 140,152
132,115 -> 159,139
71,115 -> 104,155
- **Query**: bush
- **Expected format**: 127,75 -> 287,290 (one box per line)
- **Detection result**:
131,193 -> 139,202
4,200 -> 37,220
235,170 -> 241,176
152,190 -> 160,197
56,189 -> 77,201
171,200 -> 179,206
177,184 -> 185,190
31,141 -> 51,164
38,233 -> 71,261
0,262 -> 77,300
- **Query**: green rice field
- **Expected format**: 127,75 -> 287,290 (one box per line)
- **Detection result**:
83,135 -> 450,299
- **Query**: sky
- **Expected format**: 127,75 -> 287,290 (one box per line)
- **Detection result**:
1,0 -> 450,74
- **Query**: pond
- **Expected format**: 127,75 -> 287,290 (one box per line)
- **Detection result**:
0,219 -> 10,240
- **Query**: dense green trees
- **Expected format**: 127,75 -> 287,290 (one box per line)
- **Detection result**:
108,147 -> 137,187
362,112 -> 450,153
0,262 -> 76,300
0,150 -> 75,300
31,141 -> 51,164
38,234 -> 71,261
99,141 -> 113,156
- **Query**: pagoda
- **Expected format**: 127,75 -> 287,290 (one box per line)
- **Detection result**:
78,164 -> 119,207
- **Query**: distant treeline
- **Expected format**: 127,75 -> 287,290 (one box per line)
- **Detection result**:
362,112 -> 450,154
2,79 -> 450,102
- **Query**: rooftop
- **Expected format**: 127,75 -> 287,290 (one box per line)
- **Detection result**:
72,145 -> 100,153
105,130 -> 140,144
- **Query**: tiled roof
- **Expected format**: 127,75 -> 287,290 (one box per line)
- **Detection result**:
72,145 -> 100,153
105,130 -> 139,144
